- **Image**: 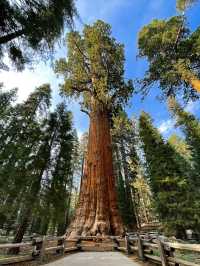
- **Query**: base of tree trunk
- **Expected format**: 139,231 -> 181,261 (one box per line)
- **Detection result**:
66,107 -> 125,239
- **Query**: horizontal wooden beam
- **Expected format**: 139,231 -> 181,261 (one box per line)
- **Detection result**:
168,256 -> 200,266
165,242 -> 200,252
0,255 -> 32,265
0,242 -> 32,248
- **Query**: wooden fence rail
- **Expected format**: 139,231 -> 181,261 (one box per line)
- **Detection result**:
122,233 -> 200,266
0,236 -> 80,265
0,233 -> 199,265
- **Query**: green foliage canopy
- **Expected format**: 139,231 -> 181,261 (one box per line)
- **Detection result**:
138,15 -> 200,101
176,0 -> 198,11
55,20 -> 133,114
0,0 -> 77,70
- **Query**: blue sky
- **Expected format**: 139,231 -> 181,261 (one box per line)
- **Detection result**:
1,0 -> 200,138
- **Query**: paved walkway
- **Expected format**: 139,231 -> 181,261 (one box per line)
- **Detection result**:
45,252 -> 141,266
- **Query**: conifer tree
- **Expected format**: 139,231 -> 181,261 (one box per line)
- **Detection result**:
112,112 -> 138,230
176,0 -> 198,11
0,85 -> 77,243
138,14 -> 200,99
0,0 -> 77,70
168,98 -> 200,181
55,20 -> 133,237
139,112 -> 194,238
0,85 -> 51,233
168,99 -> 200,232
47,104 -> 75,236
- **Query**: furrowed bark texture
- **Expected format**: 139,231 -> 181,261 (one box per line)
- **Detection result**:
67,105 -> 124,238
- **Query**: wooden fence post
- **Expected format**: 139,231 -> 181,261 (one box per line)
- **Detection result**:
113,237 -> 119,251
62,238 -> 66,255
125,235 -> 131,255
40,236 -> 47,263
31,238 -> 38,258
76,238 -> 82,251
137,234 -> 145,261
57,237 -> 65,255
157,237 -> 168,266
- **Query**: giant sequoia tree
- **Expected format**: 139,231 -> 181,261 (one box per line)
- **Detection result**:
138,13 -> 200,100
55,20 -> 133,237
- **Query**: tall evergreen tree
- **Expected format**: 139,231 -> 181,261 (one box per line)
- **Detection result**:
168,98 -> 200,182
112,112 -> 138,230
168,98 -> 200,232
176,0 -> 198,11
132,175 -> 154,226
138,13 -> 200,100
0,84 -> 51,233
55,20 -> 133,237
139,112 -> 194,238
0,0 -> 77,70
47,104 -> 75,236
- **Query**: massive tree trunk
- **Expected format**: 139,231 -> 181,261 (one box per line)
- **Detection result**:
66,105 -> 124,238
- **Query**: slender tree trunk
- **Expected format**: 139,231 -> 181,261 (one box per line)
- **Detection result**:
67,106 -> 124,238
120,139 -> 137,230
8,211 -> 30,254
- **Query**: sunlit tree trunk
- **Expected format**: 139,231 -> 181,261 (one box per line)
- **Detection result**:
190,79 -> 200,93
67,103 -> 124,238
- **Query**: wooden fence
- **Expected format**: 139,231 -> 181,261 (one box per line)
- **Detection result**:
121,233 -> 200,266
0,233 -> 199,265
0,236 -> 79,265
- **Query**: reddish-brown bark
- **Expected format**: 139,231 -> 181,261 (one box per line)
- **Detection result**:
67,103 -> 124,238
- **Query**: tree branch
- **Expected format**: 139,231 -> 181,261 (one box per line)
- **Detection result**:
0,29 -> 25,44
80,108 -> 90,117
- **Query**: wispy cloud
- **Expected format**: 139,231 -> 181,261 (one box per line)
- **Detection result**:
0,63 -> 58,103
158,119 -> 175,134
76,0 -> 132,24
158,100 -> 199,137
185,101 -> 199,113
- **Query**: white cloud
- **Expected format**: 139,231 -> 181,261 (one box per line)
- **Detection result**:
76,0 -> 132,25
185,101 -> 199,113
77,130 -> 84,140
158,119 -> 175,134
0,63 -> 58,103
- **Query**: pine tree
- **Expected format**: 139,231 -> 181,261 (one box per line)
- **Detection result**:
132,175 -> 154,226
48,103 -> 75,236
27,104 -> 77,237
168,134 -> 192,163
0,84 -> 51,234
0,0 -> 77,70
55,20 -> 133,237
0,84 -> 77,244
168,98 -> 200,232
176,0 -> 198,11
112,111 -> 138,230
138,13 -> 200,99
168,98 -> 200,181
6,85 -> 53,253
139,111 -> 194,238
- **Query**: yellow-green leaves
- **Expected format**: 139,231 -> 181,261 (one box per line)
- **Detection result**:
55,20 -> 133,113
176,0 -> 197,11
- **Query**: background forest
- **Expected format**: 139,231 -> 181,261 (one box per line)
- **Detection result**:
0,0 -> 200,245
